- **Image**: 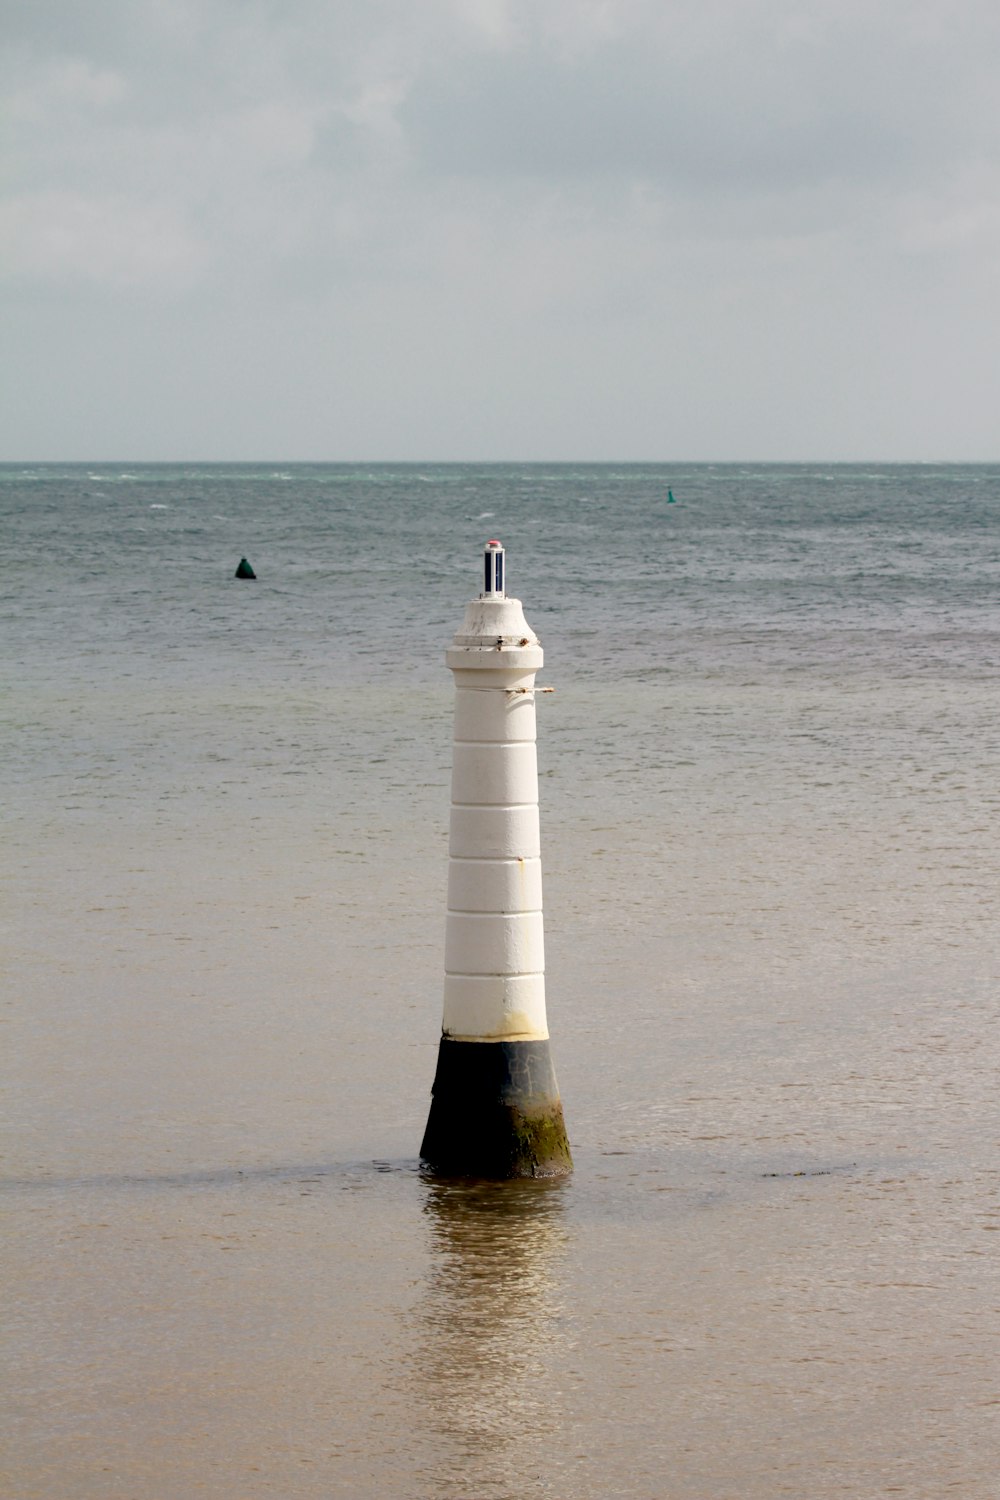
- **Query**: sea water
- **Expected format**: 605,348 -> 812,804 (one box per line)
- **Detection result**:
5,463 -> 999,1498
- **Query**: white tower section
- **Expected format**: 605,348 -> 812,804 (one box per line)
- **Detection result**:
443,540 -> 549,1045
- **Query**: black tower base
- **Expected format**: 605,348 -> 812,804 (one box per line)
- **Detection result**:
420,1037 -> 572,1179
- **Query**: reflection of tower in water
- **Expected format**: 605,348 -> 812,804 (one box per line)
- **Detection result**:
407,1178 -> 571,1479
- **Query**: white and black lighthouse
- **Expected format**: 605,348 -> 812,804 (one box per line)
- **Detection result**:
420,541 -> 572,1178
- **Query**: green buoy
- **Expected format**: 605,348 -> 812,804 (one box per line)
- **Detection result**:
235,557 -> 256,579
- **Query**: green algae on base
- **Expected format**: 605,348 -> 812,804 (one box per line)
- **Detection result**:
508,1104 -> 573,1179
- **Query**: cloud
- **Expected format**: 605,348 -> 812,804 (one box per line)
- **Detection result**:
2,0 -> 1000,456
7,0 -> 997,292
1,189 -> 207,288
400,2 -> 999,207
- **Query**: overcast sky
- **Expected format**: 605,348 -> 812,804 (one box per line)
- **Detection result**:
3,0 -> 999,460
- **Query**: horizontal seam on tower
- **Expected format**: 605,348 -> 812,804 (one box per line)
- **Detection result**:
447,908 -> 543,916
444,1033 -> 548,1043
451,801 -> 536,809
446,858 -> 536,870
445,970 -> 545,978
448,857 -> 537,864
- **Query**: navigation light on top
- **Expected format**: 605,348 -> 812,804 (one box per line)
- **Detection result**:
483,540 -> 505,599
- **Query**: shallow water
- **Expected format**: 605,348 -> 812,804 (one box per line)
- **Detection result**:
5,464 -> 999,1496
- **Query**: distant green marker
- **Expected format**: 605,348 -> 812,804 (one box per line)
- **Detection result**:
667,489 -> 676,503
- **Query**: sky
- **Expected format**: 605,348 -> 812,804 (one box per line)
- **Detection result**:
2,0 -> 999,461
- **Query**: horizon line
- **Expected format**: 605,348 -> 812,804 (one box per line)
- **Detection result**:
2,457 -> 997,467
